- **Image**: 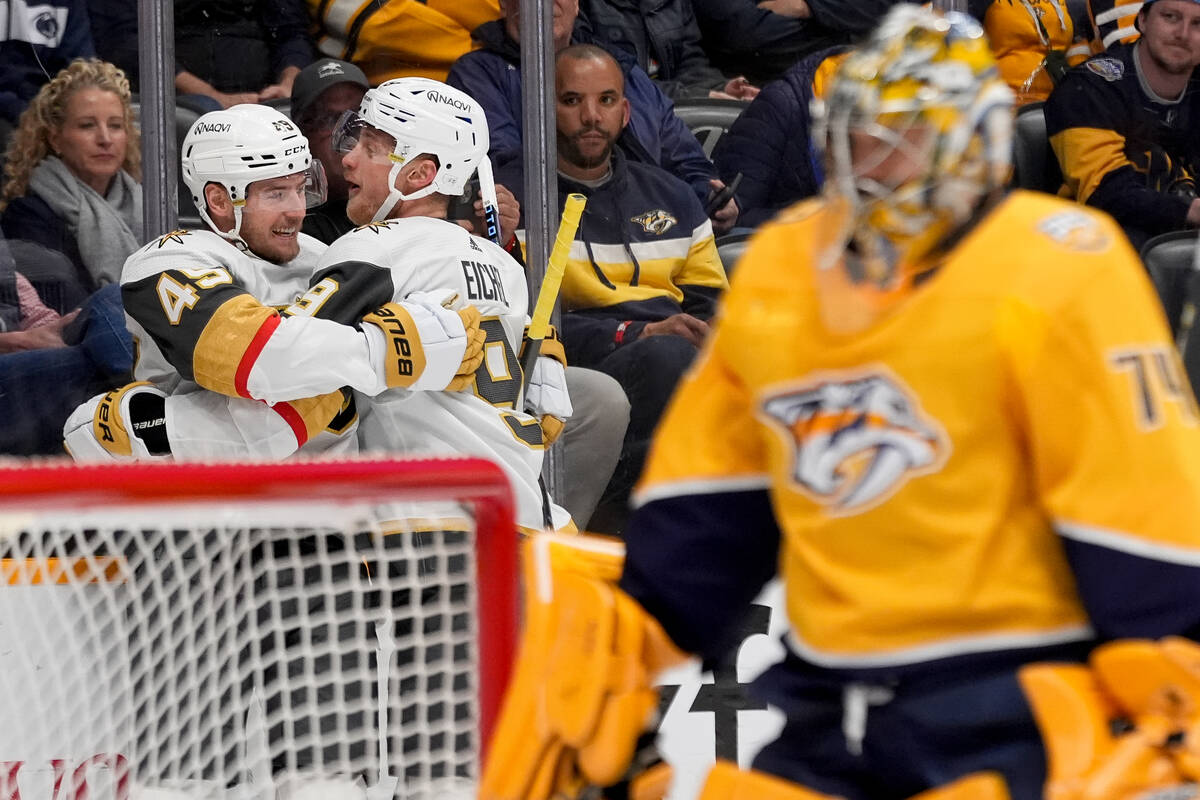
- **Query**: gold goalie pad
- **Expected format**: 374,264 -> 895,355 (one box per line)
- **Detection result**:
696,761 -> 1010,800
1018,637 -> 1200,800
479,532 -> 688,800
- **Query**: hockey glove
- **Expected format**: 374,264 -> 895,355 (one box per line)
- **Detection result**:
1019,637 -> 1200,800
63,381 -> 170,461
447,304 -> 486,391
520,326 -> 572,445
480,532 -> 687,800
360,291 -> 485,392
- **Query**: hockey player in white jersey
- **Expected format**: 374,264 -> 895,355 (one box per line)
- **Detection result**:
65,87 -> 571,531
285,78 -> 574,531
64,103 -> 486,460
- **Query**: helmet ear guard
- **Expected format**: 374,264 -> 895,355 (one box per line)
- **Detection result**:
181,104 -> 327,246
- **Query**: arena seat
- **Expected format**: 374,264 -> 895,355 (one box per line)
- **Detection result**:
1010,102 -> 1062,194
715,230 -> 753,277
673,98 -> 746,159
1141,230 -> 1200,340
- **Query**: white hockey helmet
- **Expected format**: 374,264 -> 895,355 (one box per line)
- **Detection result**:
181,104 -> 328,244
332,77 -> 491,222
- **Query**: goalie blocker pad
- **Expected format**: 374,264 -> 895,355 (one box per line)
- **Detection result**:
479,532 -> 687,800
1019,637 -> 1200,799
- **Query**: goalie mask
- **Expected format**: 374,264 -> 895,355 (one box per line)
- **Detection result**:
181,104 -> 328,247
331,77 -> 492,223
810,4 -> 1014,295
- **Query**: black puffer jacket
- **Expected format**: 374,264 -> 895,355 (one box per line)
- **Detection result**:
691,0 -> 897,83
712,45 -> 850,228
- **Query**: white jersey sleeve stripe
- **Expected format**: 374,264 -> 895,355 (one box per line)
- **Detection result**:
631,475 -> 772,510
1056,518 -> 1200,566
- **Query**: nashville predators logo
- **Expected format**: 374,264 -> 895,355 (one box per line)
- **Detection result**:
631,209 -> 677,235
761,370 -> 950,515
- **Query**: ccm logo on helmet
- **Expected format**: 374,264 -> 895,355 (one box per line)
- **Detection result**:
193,122 -> 231,134
426,90 -> 473,112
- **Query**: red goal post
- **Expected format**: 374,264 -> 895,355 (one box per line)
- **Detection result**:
0,456 -> 518,800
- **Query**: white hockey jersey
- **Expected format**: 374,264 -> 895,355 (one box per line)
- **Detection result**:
289,217 -> 571,531
121,228 -> 359,459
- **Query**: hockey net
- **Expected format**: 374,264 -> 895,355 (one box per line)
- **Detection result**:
0,456 -> 518,800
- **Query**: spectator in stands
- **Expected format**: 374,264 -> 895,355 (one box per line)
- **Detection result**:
88,0 -> 315,110
1044,0 -> 1200,250
291,58 -> 372,244
1086,0 -> 1145,51
977,0 -> 1089,104
292,57 -> 527,247
289,57 -> 628,530
308,0 -> 500,84
690,0 -> 893,84
0,235 -> 132,455
0,59 -> 144,298
576,0 -> 760,101
0,0 -> 95,137
713,45 -> 849,229
498,45 -> 727,532
447,0 -> 741,234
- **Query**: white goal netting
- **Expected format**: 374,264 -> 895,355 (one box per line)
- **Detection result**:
0,457 -> 517,800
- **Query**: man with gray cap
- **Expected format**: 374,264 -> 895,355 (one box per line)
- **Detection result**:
292,57 -> 525,248
290,57 -> 372,243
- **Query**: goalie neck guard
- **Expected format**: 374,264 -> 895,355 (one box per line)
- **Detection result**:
332,77 -> 492,223
181,104 -> 327,248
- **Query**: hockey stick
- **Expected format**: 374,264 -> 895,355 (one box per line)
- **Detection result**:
520,192 -> 587,392
476,155 -> 505,248
522,193 -> 585,531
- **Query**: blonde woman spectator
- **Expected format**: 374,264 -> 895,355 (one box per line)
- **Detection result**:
0,59 -> 144,296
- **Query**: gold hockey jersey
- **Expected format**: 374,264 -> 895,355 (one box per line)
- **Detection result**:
983,0 -> 1081,104
624,190 -> 1200,670
310,0 -> 500,83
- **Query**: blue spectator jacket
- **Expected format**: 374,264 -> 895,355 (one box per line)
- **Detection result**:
446,20 -> 716,202
576,0 -> 727,100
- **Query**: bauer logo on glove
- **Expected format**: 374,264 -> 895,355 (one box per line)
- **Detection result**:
64,381 -> 170,461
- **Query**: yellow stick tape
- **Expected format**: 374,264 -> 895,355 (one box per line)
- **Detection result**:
528,193 -> 586,342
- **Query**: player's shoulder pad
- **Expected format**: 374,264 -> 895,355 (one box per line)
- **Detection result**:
121,228 -> 237,284
296,231 -> 328,260
321,216 -> 442,262
999,191 -> 1121,256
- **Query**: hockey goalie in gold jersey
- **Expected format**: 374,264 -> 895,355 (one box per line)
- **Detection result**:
480,5 -> 1200,799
